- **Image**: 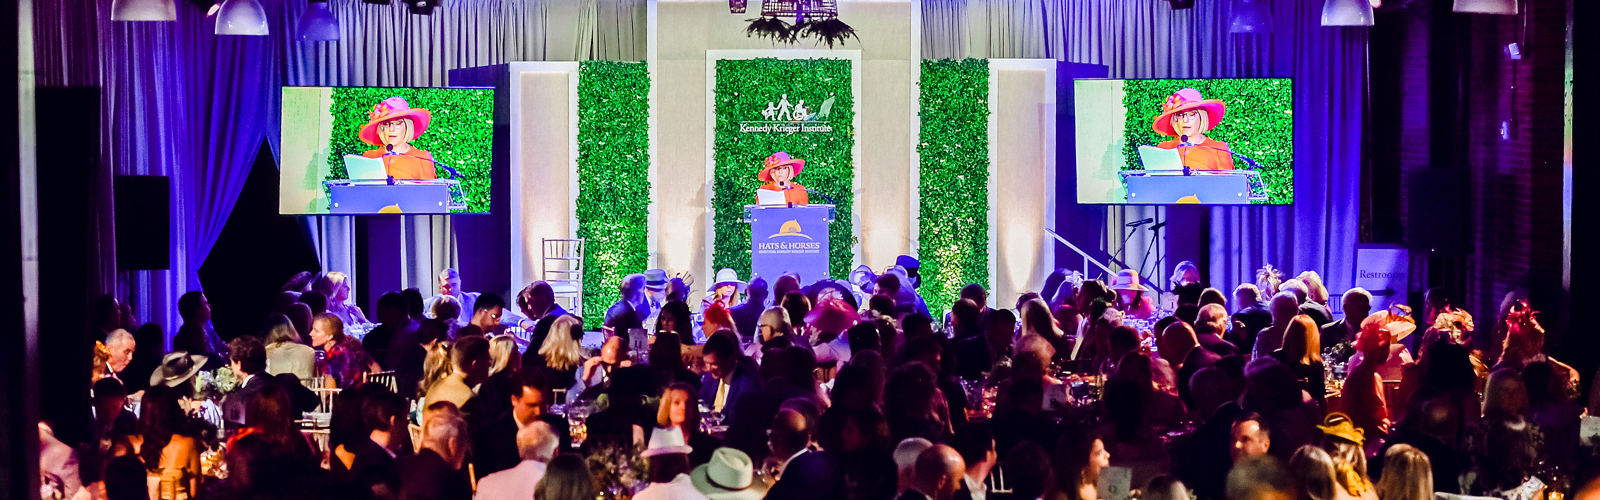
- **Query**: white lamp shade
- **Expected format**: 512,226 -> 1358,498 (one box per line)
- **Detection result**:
1453,0 -> 1518,14
1229,0 -> 1273,33
111,0 -> 177,21
1321,0 -> 1374,26
216,0 -> 269,35
298,2 -> 340,41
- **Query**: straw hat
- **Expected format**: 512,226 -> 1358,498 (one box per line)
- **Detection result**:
1109,269 -> 1147,292
1316,413 -> 1365,445
150,352 -> 208,388
758,152 -> 805,182
641,427 -> 694,457
1151,88 -> 1227,138
358,97 -> 432,146
691,448 -> 769,500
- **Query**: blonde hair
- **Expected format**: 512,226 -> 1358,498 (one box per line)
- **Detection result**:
1297,271 -> 1329,304
1281,315 -> 1323,366
315,272 -> 352,305
655,383 -> 701,429
419,342 -> 453,397
538,316 -> 584,371
1255,265 -> 1283,296
1322,436 -> 1370,496
1287,445 -> 1337,500
1376,444 -> 1432,500
758,307 -> 792,339
488,335 -> 518,375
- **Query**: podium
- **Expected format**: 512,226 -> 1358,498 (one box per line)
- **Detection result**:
325,180 -> 462,214
1119,170 -> 1264,204
744,204 -> 834,283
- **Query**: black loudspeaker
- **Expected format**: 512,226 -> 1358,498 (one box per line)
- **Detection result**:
114,175 -> 171,270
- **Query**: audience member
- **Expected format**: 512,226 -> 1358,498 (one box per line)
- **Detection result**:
1005,442 -> 1054,500
654,382 -> 721,466
1253,292 -> 1300,359
1285,445 -> 1337,500
605,273 -> 653,327
900,445 -> 965,500
474,421 -> 558,500
529,315 -> 585,390
1270,315 -> 1325,409
1374,444 -> 1431,500
173,291 -> 228,366
348,390 -> 408,495
690,447 -> 770,500
536,454 -> 598,500
1144,475 -> 1192,500
396,413 -> 473,500
723,346 -> 821,460
223,336 -> 271,425
309,313 -> 380,388
402,287 -> 427,322
424,335 -> 491,419
1231,284 -> 1272,353
700,333 -> 759,416
1344,314 -> 1392,439
636,426 -> 708,500
1195,304 -> 1240,357
262,313 -> 316,379
315,271 -> 370,326
515,280 -> 568,341
730,277 -> 770,340
139,385 -> 203,500
766,408 -> 846,499
575,335 -> 633,399
1049,431 -> 1110,500
1320,288 -> 1371,350
809,298 -> 859,366
1295,272 -> 1334,326
1370,387 -> 1465,493
1316,413 -> 1375,500
1225,454 -> 1293,500
951,423 -> 997,500
425,268 -> 525,328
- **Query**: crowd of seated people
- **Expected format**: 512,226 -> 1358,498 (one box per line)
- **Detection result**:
45,261 -> 1600,500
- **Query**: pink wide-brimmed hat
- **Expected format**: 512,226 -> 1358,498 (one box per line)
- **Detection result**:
758,152 -> 805,182
359,97 -> 433,146
804,298 -> 858,335
1151,88 -> 1227,138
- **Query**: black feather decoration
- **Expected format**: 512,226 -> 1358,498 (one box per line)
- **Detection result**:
744,17 -> 797,44
798,18 -> 858,48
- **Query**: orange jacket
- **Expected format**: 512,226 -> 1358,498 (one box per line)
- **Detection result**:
757,182 -> 809,204
363,148 -> 438,180
1156,138 -> 1236,171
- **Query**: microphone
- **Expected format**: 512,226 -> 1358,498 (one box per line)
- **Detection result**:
1150,221 -> 1168,231
383,144 -> 462,178
1125,218 -> 1154,228
805,188 -> 837,205
1173,136 -> 1264,171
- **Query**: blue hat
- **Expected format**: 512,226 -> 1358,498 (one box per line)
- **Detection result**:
896,255 -> 920,269
644,269 -> 668,291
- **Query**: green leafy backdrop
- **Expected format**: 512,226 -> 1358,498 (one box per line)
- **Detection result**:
918,59 -> 991,315
713,58 -> 855,280
577,61 -> 651,329
325,87 -> 495,213
1118,78 -> 1295,205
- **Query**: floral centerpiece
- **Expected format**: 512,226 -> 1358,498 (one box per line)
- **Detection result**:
194,366 -> 238,402
586,439 -> 649,500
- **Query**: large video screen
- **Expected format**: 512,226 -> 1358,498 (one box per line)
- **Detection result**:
279,86 -> 495,215
1073,78 -> 1293,205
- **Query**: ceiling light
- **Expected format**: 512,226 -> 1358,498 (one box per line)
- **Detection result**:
1321,0 -> 1374,26
1229,0 -> 1273,33
298,1 -> 339,41
215,0 -> 268,35
1453,0 -> 1517,14
111,0 -> 177,21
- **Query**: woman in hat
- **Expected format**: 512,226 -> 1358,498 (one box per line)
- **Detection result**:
702,268 -> 746,314
359,96 -> 437,180
756,152 -> 810,205
1109,270 -> 1157,320
1317,413 -> 1377,500
1151,88 -> 1236,171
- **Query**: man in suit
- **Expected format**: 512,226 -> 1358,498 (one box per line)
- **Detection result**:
728,278 -> 769,341
898,445 -> 965,500
1319,288 -> 1371,350
396,413 -> 473,500
472,372 -> 571,477
515,281 -> 569,354
423,268 -> 525,328
1195,304 -> 1241,357
765,409 -> 844,500
951,424 -> 996,500
720,346 -> 819,461
349,391 -> 408,497
1230,285 -> 1273,352
1169,321 -> 1224,412
698,334 -> 759,418
1172,367 -> 1243,500
223,336 -> 271,425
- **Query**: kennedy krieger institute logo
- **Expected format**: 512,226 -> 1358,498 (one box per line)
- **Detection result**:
738,93 -> 837,134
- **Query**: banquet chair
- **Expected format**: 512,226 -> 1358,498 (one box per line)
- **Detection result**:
365,370 -> 398,393
542,238 -> 586,317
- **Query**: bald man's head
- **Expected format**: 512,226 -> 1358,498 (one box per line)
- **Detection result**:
768,409 -> 811,460
600,336 -> 628,365
913,445 -> 966,500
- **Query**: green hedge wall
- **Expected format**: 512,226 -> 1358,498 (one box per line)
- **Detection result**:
1118,78 -> 1295,205
325,87 -> 496,213
577,61 -> 651,329
918,59 -> 991,315
712,58 -> 855,280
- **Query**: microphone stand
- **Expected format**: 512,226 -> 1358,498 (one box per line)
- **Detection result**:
803,187 -> 837,205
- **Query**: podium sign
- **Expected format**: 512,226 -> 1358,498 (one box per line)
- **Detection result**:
327,181 -> 454,214
1121,171 -> 1258,204
746,204 -> 833,283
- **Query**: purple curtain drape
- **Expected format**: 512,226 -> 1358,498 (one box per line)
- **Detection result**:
35,0 -> 282,340
924,0 -> 1366,297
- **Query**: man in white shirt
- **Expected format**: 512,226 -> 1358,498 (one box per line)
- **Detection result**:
898,445 -> 966,500
473,422 -> 557,500
423,268 -> 525,327
952,425 -> 997,500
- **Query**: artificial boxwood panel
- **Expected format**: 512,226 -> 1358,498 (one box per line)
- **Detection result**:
577,61 -> 651,329
918,59 -> 991,315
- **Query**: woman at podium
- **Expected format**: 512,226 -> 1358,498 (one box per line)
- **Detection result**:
1151,88 -> 1236,171
359,96 -> 438,180
756,151 -> 810,205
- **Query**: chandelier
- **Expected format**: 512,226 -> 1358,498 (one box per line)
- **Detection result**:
735,0 -> 858,48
